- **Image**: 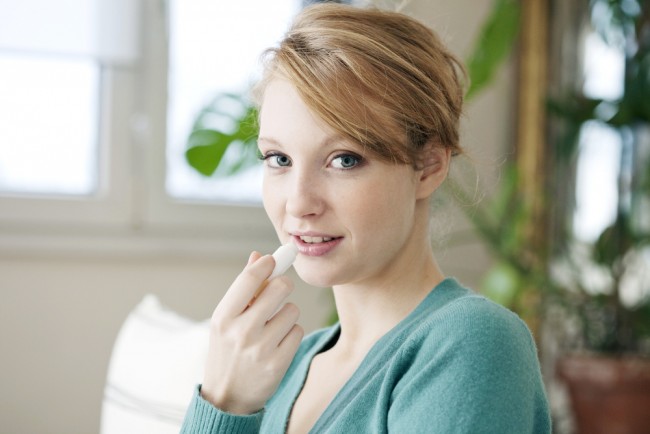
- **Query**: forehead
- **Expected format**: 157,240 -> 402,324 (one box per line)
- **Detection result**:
258,79 -> 374,160
259,79 -> 335,146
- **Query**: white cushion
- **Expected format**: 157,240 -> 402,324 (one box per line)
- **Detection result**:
100,295 -> 209,434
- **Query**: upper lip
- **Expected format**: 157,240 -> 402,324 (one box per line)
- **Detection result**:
290,231 -> 341,238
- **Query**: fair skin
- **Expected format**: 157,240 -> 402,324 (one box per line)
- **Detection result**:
201,78 -> 451,432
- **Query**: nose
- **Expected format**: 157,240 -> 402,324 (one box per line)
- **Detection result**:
285,170 -> 325,219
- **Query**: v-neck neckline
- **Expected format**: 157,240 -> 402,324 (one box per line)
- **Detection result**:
281,277 -> 461,433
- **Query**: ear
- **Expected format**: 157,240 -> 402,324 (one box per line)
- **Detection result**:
415,143 -> 451,200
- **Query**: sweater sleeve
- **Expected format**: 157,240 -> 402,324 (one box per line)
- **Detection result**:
179,385 -> 263,434
388,298 -> 551,434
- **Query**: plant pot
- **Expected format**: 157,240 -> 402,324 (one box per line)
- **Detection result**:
557,354 -> 650,434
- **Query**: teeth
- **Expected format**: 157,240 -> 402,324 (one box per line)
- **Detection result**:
299,236 -> 335,243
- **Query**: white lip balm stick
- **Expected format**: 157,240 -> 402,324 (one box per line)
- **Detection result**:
249,243 -> 298,306
269,243 -> 299,280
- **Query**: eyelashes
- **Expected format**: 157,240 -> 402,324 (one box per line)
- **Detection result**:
331,154 -> 362,169
258,151 -> 364,170
260,152 -> 292,168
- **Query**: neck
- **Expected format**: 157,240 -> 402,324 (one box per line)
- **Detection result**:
329,220 -> 444,358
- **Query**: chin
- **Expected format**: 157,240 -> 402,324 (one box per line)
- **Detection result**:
296,272 -> 336,289
294,265 -> 342,289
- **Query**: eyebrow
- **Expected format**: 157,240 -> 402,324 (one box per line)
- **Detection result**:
257,134 -> 353,150
257,136 -> 282,147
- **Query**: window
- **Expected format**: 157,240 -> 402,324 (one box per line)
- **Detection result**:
166,0 -> 301,203
0,54 -> 100,196
0,0 -> 139,199
572,30 -> 625,242
0,0 -> 302,256
0,0 -> 138,230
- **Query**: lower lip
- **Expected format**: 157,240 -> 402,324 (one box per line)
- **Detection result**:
293,236 -> 343,257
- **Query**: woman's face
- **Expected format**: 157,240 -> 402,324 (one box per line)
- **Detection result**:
259,79 -> 427,288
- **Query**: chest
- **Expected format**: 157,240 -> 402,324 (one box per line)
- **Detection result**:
285,354 -> 359,434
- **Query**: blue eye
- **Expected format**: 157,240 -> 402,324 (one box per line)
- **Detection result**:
331,154 -> 361,169
263,153 -> 291,168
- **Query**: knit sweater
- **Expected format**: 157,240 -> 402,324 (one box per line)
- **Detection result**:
181,278 -> 551,433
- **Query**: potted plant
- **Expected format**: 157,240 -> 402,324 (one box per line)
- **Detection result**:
445,0 -> 650,431
465,0 -> 650,431
543,1 -> 650,431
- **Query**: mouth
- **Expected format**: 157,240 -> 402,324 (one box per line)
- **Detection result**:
296,235 -> 342,244
291,233 -> 344,256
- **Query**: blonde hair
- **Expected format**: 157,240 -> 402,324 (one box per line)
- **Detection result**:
254,3 -> 466,166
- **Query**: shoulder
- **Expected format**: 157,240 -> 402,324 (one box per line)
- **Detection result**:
388,282 -> 550,433
392,281 -> 542,387
409,282 -> 538,359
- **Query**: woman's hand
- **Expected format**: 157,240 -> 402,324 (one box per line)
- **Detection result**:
201,251 -> 304,415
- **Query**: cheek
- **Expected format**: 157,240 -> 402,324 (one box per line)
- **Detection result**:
262,178 -> 283,227
345,177 -> 415,235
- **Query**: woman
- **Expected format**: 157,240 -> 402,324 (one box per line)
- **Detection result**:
182,4 -> 551,433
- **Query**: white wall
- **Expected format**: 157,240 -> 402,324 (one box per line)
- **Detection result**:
0,1 -> 515,433
0,256 -> 330,434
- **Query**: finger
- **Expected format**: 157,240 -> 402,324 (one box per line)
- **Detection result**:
278,324 -> 304,354
247,251 -> 263,266
244,251 -> 265,305
217,255 -> 275,318
246,276 -> 294,323
263,302 -> 300,344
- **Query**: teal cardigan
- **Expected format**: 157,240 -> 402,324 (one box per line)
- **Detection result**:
181,278 -> 551,433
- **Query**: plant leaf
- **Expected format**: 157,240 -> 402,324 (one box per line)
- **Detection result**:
232,106 -> 259,143
219,139 -> 261,176
546,95 -> 603,160
481,261 -> 521,308
465,0 -> 521,101
185,129 -> 231,176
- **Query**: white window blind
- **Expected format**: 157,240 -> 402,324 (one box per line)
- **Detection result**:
0,0 -> 140,65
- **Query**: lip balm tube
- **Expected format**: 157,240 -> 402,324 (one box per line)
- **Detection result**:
269,243 -> 299,279
249,243 -> 298,305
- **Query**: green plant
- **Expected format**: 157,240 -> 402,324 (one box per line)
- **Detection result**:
464,0 -> 520,101
544,0 -> 650,355
447,167 -> 557,321
464,0 -> 650,355
185,93 -> 259,177
440,0 -> 650,357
